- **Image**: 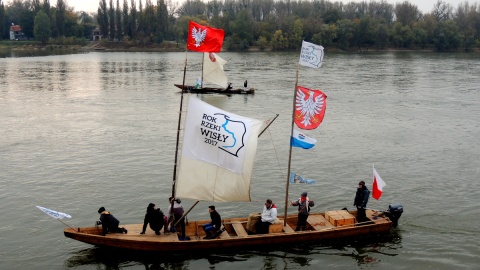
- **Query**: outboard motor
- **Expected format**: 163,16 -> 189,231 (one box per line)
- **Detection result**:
383,203 -> 403,227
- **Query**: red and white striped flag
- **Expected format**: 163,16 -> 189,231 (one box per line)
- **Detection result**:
372,167 -> 386,200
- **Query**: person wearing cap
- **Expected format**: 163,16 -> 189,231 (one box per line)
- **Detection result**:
140,203 -> 164,235
354,181 -> 370,223
255,199 -> 278,234
202,205 -> 222,239
291,192 -> 315,231
97,207 -> 127,236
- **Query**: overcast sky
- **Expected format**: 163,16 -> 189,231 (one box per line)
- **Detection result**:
53,0 -> 478,14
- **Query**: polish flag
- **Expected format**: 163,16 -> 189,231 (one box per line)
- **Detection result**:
372,167 -> 386,200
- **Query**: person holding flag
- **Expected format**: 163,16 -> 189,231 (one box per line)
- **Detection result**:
353,181 -> 370,223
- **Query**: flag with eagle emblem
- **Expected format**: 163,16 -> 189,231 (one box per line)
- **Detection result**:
294,86 -> 327,130
187,21 -> 225,52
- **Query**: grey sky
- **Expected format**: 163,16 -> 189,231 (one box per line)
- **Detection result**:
57,0 -> 479,14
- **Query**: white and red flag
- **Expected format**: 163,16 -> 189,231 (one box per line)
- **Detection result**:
294,86 -> 327,130
372,167 -> 386,200
187,21 -> 225,53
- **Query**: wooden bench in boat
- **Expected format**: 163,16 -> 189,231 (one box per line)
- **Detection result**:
218,229 -> 231,239
232,222 -> 249,237
268,219 -> 284,233
307,215 -> 335,230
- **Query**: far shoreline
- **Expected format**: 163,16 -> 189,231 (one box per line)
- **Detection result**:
1,40 -> 479,53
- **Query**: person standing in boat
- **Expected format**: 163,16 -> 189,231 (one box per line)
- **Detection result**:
244,80 -> 248,91
202,205 -> 222,239
354,181 -> 370,223
97,207 -> 127,236
140,203 -> 164,235
255,199 -> 277,234
291,192 -> 314,231
167,197 -> 186,240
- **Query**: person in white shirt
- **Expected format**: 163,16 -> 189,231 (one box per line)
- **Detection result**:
255,199 -> 277,234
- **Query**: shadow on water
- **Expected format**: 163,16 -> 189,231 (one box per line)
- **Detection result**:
64,230 -> 402,269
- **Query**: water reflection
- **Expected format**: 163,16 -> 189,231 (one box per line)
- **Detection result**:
0,49 -> 87,58
64,232 -> 402,269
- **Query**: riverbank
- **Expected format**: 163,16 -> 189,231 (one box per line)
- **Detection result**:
1,40 -> 478,53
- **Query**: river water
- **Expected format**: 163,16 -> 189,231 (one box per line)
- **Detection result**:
1,50 -> 479,269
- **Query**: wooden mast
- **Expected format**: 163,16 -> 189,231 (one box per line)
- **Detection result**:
283,64 -> 300,226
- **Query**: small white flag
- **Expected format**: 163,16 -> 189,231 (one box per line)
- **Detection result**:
36,206 -> 72,219
299,40 -> 324,68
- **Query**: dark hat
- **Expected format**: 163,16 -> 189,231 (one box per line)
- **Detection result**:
209,205 -> 215,210
98,207 -> 105,213
301,192 -> 307,197
148,203 -> 155,209
359,181 -> 365,186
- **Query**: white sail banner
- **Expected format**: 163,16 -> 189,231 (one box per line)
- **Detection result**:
299,40 -> 324,68
203,53 -> 228,88
36,206 -> 72,219
176,96 -> 264,202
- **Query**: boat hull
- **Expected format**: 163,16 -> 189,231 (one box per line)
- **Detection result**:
174,84 -> 255,95
64,210 -> 393,252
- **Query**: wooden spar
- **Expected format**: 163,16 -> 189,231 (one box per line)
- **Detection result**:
258,114 -> 279,138
170,48 -> 189,224
201,53 -> 205,88
283,64 -> 300,226
173,200 -> 199,227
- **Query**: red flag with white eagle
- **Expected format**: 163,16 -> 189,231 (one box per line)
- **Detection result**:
187,21 -> 225,53
372,167 -> 386,200
294,86 -> 327,130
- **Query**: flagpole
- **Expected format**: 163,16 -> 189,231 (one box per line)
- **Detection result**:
283,63 -> 300,226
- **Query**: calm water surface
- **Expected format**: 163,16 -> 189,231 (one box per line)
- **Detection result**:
1,51 -> 479,269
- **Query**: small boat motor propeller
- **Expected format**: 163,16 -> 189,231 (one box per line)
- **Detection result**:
383,203 -> 403,227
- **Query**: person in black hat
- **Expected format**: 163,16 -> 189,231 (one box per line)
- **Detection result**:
354,181 -> 370,223
97,207 -> 127,236
140,203 -> 164,235
291,192 -> 314,231
202,205 -> 222,239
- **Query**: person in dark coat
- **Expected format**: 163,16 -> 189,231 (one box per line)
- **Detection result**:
140,203 -> 164,235
97,207 -> 127,236
202,205 -> 222,239
291,192 -> 314,231
354,181 -> 370,223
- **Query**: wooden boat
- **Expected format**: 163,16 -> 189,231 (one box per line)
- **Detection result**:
64,43 -> 403,251
174,52 -> 255,95
63,95 -> 404,252
64,209 -> 400,252
174,84 -> 255,95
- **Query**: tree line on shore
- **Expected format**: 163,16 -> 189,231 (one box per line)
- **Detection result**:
1,0 -> 479,51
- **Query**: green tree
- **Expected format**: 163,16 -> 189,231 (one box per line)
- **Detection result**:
335,19 -> 355,50
109,0 -> 115,40
55,0 -> 66,37
122,0 -> 129,38
115,0 -> 122,39
157,0 -> 168,41
395,1 -> 421,27
271,29 -> 286,50
97,0 -> 108,37
0,0 -> 5,40
34,10 -> 51,44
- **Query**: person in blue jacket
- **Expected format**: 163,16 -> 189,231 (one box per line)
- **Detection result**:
97,207 -> 127,236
